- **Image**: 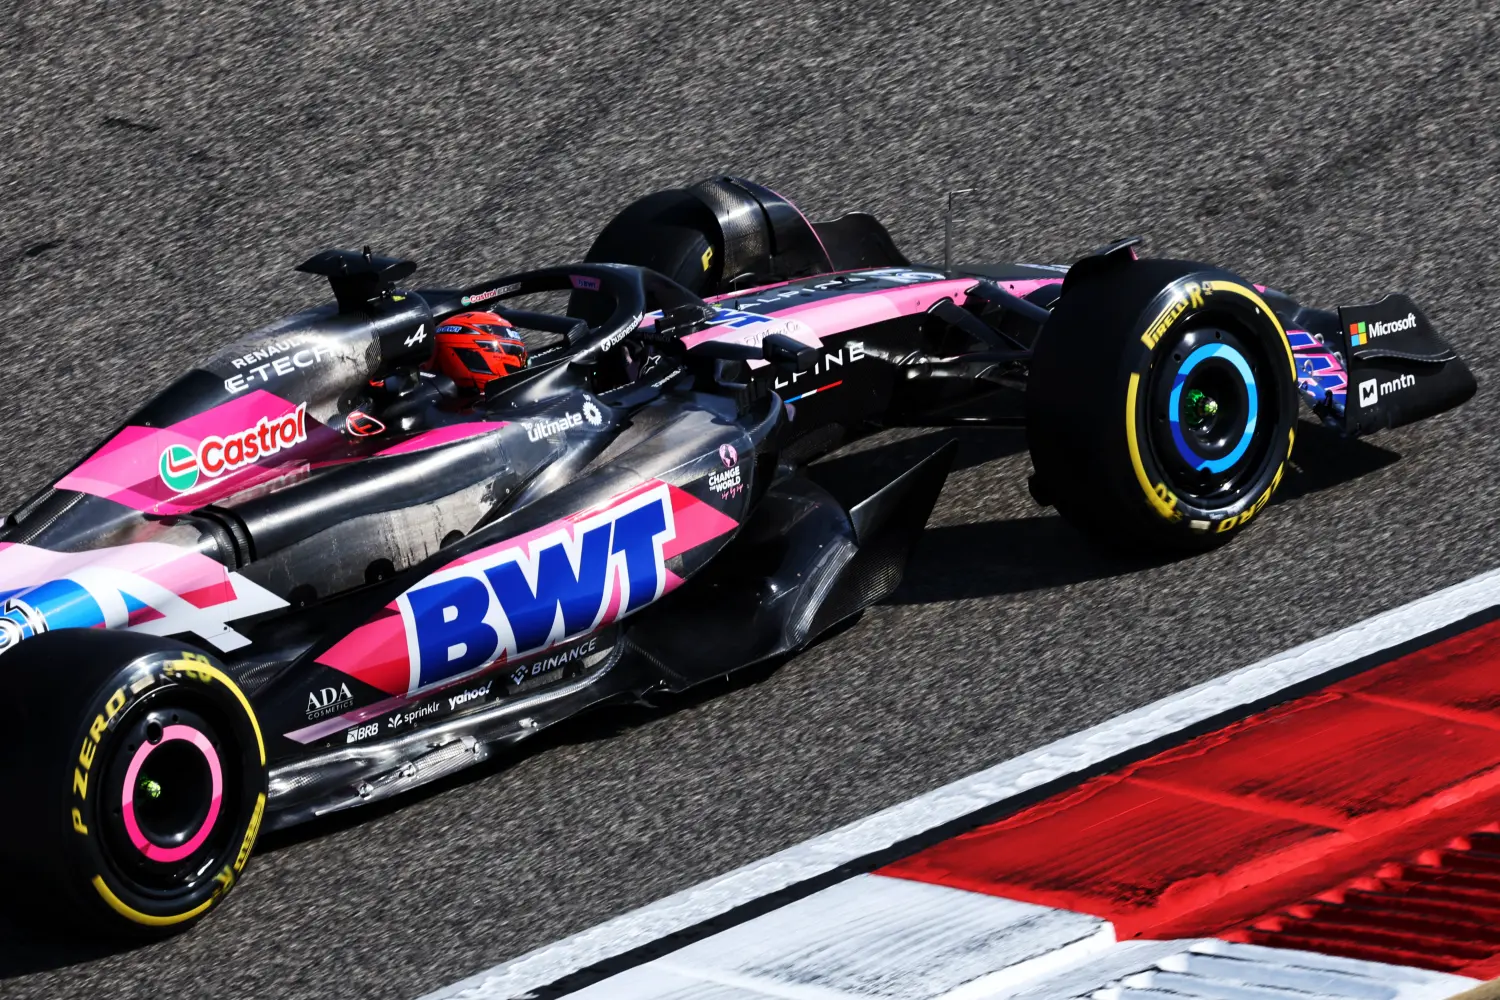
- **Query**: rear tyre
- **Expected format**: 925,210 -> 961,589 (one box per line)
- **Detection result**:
0,631 -> 266,937
1025,258 -> 1299,552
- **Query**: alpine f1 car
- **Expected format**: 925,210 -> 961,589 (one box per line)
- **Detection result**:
0,176 -> 1474,935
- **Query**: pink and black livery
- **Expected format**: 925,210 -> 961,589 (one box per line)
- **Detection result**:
0,176 -> 1473,936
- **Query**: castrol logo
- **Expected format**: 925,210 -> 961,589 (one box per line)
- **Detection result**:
158,404 -> 308,492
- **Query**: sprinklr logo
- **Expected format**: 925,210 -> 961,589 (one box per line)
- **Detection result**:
1348,312 -> 1417,347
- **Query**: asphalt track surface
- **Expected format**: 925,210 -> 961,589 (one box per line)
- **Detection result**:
1,1 -> 1498,997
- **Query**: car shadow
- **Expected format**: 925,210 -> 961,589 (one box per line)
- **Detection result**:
888,512 -> 1158,603
0,895 -> 143,978
807,424 -> 1029,511
1270,417 -> 1401,505
0,423 -> 1400,975
842,418 -> 1401,605
237,680 -> 800,871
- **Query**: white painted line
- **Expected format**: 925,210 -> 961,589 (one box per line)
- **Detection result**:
1005,939 -> 1480,1000
564,875 -> 1111,1000
421,568 -> 1500,1000
569,921 -> 1480,1000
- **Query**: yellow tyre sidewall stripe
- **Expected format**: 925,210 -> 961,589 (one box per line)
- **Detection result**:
1203,279 -> 1298,385
1126,372 -> 1179,520
165,653 -> 264,766
1127,278 -> 1297,523
92,875 -> 215,927
88,652 -> 267,927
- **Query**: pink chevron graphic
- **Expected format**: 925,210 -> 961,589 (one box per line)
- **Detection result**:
313,480 -> 737,702
374,422 -> 510,457
57,391 -> 317,515
0,541 -> 237,599
762,278 -> 979,330
0,541 -> 286,651
663,486 -> 739,560
315,610 -> 410,697
1287,328 -> 1350,409
684,279 -> 984,358
57,387 -> 513,515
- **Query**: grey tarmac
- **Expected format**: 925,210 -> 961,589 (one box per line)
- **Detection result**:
1,1 -> 1497,998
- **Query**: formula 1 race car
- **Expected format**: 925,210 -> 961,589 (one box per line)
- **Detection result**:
0,176 -> 1474,936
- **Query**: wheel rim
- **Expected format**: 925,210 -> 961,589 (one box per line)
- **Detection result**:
120,724 -> 224,863
99,700 -> 241,893
1148,324 -> 1282,508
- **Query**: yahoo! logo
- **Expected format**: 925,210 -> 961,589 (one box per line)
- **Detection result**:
398,486 -> 676,691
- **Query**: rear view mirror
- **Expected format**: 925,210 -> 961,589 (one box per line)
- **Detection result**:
761,333 -> 818,371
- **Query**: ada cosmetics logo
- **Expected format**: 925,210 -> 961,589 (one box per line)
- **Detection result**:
306,682 -> 354,720
158,403 -> 308,492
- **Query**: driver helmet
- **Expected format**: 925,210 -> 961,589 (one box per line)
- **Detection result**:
431,311 -> 528,391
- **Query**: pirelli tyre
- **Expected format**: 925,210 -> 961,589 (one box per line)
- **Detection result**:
1026,258 -> 1299,551
0,630 -> 266,936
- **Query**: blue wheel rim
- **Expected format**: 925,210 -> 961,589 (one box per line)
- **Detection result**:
1168,343 -> 1258,473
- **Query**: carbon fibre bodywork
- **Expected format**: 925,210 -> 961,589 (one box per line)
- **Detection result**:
0,181 -> 1474,830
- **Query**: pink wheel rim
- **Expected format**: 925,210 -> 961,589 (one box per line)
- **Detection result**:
120,724 -> 224,863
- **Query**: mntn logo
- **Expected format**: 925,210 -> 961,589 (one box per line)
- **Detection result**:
399,486 -> 677,691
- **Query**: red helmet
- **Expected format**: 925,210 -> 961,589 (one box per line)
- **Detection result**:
432,312 -> 528,391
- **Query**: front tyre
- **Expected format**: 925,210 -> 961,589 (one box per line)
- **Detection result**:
1026,259 -> 1299,551
0,631 -> 266,937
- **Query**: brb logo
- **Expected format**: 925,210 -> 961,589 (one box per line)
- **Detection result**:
398,485 -> 676,690
158,404 -> 308,492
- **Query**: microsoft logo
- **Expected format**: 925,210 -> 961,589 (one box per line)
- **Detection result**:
1349,312 -> 1417,348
